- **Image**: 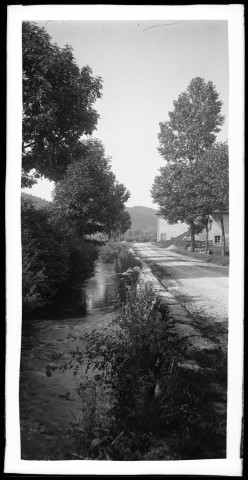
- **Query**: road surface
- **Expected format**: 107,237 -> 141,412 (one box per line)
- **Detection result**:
133,243 -> 229,328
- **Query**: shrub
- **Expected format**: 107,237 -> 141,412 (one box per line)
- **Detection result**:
115,249 -> 142,274
22,199 -> 70,313
51,242 -> 226,460
68,281 -> 182,459
22,198 -> 99,314
98,240 -> 125,263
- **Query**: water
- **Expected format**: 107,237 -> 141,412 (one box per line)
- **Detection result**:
19,262 -> 116,460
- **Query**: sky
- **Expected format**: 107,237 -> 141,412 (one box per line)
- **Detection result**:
22,19 -> 229,208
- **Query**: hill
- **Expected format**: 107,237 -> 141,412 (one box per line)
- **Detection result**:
20,196 -> 158,234
125,206 -> 157,233
21,192 -> 52,209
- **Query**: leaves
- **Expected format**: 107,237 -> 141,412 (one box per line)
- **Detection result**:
52,139 -> 130,237
152,77 -> 227,249
21,198 -> 98,313
158,77 -> 224,164
22,22 -> 103,185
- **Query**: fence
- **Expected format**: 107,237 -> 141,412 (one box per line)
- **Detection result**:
185,240 -> 213,249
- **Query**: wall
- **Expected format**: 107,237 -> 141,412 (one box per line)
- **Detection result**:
197,213 -> 229,247
157,216 -> 188,242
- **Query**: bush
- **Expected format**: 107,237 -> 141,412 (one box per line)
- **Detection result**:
67,279 -> 181,459
51,242 -> 226,460
22,199 -> 70,313
115,249 -> 142,274
65,237 -> 98,285
22,198 -> 98,314
98,240 -> 125,263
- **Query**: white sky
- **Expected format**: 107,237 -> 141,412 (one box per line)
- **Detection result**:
23,19 -> 229,208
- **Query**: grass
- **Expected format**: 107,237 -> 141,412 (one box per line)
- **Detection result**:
49,247 -> 227,461
154,242 -> 229,267
57,261 -> 227,460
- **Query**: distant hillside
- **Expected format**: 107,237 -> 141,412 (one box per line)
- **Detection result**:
21,192 -> 52,209
20,197 -> 158,234
125,206 -> 157,233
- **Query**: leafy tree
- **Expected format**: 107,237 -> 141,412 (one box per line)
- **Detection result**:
53,139 -> 130,237
118,210 -> 132,238
158,77 -> 224,165
200,142 -> 229,254
153,77 -> 225,250
104,186 -> 131,239
22,21 -> 102,186
152,142 -> 229,254
151,162 -> 209,251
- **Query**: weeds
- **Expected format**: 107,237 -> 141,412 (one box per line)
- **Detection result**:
49,249 -> 227,460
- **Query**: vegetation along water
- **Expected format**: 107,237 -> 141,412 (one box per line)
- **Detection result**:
19,21 -> 228,462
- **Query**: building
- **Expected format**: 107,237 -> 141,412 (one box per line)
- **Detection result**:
157,212 -> 229,249
156,215 -> 188,242
196,212 -> 229,248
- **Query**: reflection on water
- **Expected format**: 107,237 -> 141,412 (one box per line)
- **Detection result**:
19,262 -> 116,460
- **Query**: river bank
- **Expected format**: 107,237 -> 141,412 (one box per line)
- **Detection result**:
20,245 -> 227,461
20,261 -> 117,460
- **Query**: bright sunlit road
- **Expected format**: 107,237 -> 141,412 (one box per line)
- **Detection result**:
133,243 -> 229,327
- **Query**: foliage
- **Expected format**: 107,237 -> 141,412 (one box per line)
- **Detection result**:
22,198 -> 98,314
22,21 -> 102,186
98,240 -> 125,263
115,249 -> 142,275
158,77 -> 224,164
62,273 -> 226,460
108,210 -> 132,240
123,229 -> 157,242
151,162 -> 209,237
53,139 -> 130,237
115,265 -> 141,305
22,198 -> 69,312
151,146 -> 229,252
153,77 -> 226,251
64,237 -> 98,286
200,142 -> 229,211
103,186 -> 131,239
200,142 -> 229,254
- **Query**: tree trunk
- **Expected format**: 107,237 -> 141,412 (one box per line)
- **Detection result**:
205,216 -> 209,254
220,212 -> 226,255
190,223 -> 195,252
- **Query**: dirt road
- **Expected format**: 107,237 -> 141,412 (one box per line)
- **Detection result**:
133,243 -> 229,328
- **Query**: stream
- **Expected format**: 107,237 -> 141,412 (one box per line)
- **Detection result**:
19,262 -> 116,460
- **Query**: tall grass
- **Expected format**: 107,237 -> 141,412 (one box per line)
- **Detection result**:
52,249 -> 227,460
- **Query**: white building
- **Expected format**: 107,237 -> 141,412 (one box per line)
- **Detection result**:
156,215 -> 188,242
196,212 -> 229,248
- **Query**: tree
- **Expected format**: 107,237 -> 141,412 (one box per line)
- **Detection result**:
158,77 -> 224,165
22,21 -> 102,187
151,162 -> 209,251
53,139 -> 130,237
200,142 -> 229,255
152,142 -> 229,254
103,185 -> 131,239
119,210 -> 132,238
110,210 -> 132,240
153,77 -> 225,250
